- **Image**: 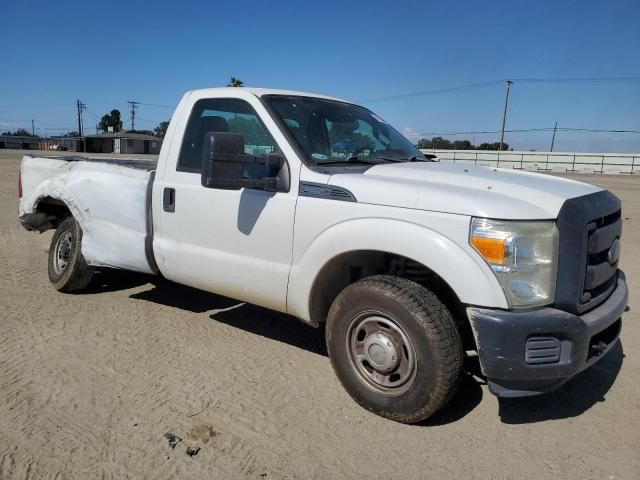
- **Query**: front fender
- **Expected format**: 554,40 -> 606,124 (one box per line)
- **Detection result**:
286,216 -> 508,322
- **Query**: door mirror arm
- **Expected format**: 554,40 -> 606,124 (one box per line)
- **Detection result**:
204,176 -> 279,192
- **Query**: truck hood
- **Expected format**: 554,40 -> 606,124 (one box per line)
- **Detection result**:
327,162 -> 601,219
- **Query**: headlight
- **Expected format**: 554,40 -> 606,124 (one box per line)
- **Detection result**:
470,218 -> 559,309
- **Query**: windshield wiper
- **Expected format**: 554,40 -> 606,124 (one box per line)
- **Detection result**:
318,156 -> 393,165
370,155 -> 433,163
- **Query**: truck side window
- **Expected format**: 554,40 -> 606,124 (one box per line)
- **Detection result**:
178,98 -> 277,175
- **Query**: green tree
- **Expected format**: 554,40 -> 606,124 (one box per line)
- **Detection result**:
417,138 -> 432,149
452,140 -> 474,150
154,121 -> 170,138
2,128 -> 34,137
418,136 -> 517,151
227,76 -> 244,87
99,110 -> 123,133
478,141 -> 509,151
417,137 -> 483,150
128,129 -> 154,135
431,136 -> 453,149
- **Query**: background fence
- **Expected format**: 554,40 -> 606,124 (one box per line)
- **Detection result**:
420,149 -> 640,175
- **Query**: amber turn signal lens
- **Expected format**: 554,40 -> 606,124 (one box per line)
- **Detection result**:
471,236 -> 506,264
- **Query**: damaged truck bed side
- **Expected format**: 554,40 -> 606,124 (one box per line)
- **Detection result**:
18,87 -> 629,424
20,155 -> 157,274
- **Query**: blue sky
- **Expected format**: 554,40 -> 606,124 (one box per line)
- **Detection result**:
2,0 -> 639,152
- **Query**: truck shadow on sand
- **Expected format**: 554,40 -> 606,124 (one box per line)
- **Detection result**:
82,269 -> 153,293
96,272 -> 624,426
497,341 -> 624,424
210,303 -> 487,426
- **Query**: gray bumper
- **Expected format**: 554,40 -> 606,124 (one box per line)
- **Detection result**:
467,271 -> 628,397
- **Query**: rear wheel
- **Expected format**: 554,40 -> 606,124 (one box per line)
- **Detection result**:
326,275 -> 463,423
48,217 -> 94,292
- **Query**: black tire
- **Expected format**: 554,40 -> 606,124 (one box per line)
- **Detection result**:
48,217 -> 94,292
326,275 -> 463,424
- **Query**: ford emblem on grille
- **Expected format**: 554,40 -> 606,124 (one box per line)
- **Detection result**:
607,238 -> 621,265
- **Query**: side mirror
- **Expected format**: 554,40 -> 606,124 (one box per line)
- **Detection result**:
201,132 -> 285,192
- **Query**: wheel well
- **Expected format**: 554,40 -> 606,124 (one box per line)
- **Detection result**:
309,250 -> 474,348
29,197 -> 72,231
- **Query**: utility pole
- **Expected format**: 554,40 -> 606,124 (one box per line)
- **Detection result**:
31,119 -> 35,136
128,101 -> 139,131
499,80 -> 512,151
550,121 -> 558,152
76,99 -> 86,153
76,99 -> 86,136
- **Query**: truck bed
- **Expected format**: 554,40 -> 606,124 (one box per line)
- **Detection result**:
19,155 -> 157,274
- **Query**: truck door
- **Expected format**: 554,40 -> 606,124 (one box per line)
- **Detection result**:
154,96 -> 297,312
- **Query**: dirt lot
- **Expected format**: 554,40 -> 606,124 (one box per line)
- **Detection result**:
1,150 -> 638,479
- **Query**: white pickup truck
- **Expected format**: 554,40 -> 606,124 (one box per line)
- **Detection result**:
19,87 -> 628,423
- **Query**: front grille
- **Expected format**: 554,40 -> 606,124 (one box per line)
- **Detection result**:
555,191 -> 622,315
581,210 -> 621,307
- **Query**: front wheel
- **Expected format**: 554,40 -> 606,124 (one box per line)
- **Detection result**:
48,217 -> 94,292
326,275 -> 463,424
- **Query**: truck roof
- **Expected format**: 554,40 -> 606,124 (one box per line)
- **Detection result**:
187,87 -> 351,104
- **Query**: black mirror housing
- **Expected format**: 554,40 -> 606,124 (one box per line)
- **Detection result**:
201,132 -> 285,192
201,132 -> 244,186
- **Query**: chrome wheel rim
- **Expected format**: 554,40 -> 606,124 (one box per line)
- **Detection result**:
53,229 -> 73,275
346,312 -> 417,396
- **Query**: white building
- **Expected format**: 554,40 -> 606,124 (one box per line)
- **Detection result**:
85,132 -> 162,154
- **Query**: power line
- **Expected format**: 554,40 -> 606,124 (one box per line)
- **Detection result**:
360,75 -> 640,103
135,101 -> 175,109
0,118 -> 77,127
3,114 -> 637,137
557,127 -> 640,133
84,107 -> 101,121
4,120 -> 638,137
0,124 -> 83,131
406,127 -> 640,137
360,80 -> 504,102
2,117 -> 164,130
0,118 -> 33,123
511,75 -> 640,84
135,117 -> 165,124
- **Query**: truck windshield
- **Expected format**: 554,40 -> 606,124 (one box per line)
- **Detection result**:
262,95 -> 426,165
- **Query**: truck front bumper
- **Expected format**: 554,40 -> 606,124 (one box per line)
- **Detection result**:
467,271 -> 628,397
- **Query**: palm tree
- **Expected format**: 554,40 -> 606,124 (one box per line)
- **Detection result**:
227,77 -> 244,87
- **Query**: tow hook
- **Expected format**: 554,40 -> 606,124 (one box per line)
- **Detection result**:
589,341 -> 608,358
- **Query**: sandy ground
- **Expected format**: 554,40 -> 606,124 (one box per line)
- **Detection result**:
0,150 -> 639,479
